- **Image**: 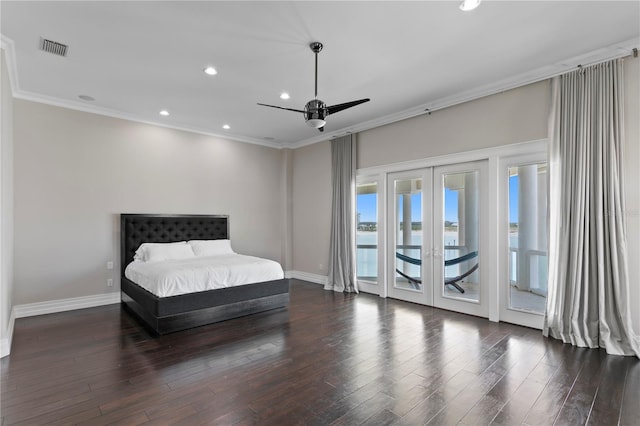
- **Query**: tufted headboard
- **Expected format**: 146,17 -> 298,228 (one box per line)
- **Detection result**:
120,214 -> 229,277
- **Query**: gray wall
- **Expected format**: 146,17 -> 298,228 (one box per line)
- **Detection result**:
280,148 -> 293,271
13,100 -> 284,305
6,56 -> 639,333
292,141 -> 332,277
358,80 -> 550,169
1,48 -> 14,349
290,81 -> 550,277
290,61 -> 640,331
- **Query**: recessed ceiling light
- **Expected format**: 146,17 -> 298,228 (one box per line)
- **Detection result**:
459,0 -> 481,11
159,110 -> 170,116
280,92 -> 290,100
222,124 -> 230,130
204,66 -> 217,75
78,94 -> 95,101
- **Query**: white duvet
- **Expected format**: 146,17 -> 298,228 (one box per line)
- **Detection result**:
124,254 -> 284,298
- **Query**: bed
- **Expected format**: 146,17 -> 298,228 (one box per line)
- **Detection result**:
120,214 -> 290,335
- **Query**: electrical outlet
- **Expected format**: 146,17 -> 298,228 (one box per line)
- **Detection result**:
318,263 -> 324,271
107,261 -> 114,270
107,279 -> 113,287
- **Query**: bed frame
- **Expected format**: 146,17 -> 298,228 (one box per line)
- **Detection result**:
120,214 -> 290,335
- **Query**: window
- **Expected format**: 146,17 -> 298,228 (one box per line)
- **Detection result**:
356,182 -> 378,283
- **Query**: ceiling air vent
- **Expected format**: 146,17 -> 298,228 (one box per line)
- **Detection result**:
40,38 -> 68,57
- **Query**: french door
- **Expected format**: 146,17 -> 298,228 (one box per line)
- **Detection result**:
387,161 -> 489,318
498,153 -> 548,329
386,169 -> 433,305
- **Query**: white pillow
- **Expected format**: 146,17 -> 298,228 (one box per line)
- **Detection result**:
134,241 -> 195,262
188,239 -> 235,257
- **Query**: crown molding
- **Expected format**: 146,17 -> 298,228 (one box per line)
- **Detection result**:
1,35 -> 282,150
1,34 -> 19,96
288,37 -> 639,149
3,33 -> 638,150
12,89 -> 284,149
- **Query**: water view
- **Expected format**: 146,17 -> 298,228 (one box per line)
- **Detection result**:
356,165 -> 548,314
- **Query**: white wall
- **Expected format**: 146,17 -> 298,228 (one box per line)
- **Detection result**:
1,48 -> 14,356
13,100 -> 284,305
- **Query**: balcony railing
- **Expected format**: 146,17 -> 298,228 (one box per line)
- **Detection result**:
356,244 -> 378,281
358,242 -> 548,297
357,244 -> 476,281
509,247 -> 548,296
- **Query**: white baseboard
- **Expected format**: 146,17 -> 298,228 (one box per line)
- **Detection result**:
357,281 -> 381,296
285,272 -> 383,295
0,338 -> 9,358
285,270 -> 328,286
1,292 -> 120,358
13,293 -> 121,319
0,308 -> 16,358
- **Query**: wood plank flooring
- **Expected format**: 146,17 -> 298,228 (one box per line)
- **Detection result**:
2,280 -> 638,425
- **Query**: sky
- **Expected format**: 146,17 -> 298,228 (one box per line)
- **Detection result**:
357,175 -> 519,224
356,191 -> 458,222
509,175 -> 518,222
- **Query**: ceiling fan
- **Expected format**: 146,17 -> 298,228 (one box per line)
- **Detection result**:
258,42 -> 370,132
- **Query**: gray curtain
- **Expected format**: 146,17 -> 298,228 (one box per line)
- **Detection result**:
544,59 -> 639,357
326,135 -> 358,293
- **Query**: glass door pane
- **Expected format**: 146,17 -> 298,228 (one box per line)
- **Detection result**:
356,182 -> 378,283
442,171 -> 480,301
394,178 -> 423,291
387,170 -> 431,306
508,164 -> 548,314
433,161 -> 489,318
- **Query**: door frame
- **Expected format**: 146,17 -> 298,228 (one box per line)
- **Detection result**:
432,160 -> 490,318
385,160 -> 490,318
386,169 -> 433,305
497,152 -> 547,329
356,139 -> 549,328
355,174 -> 386,296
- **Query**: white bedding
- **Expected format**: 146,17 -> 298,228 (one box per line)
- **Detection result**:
124,254 -> 284,298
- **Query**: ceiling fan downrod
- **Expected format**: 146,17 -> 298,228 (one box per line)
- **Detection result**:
310,42 -> 323,100
257,40 -> 369,132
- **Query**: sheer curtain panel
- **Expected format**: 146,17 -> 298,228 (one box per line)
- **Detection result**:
326,135 -> 358,293
544,58 -> 639,357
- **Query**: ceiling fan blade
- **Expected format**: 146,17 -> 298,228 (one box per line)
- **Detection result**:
327,98 -> 370,115
257,103 -> 305,113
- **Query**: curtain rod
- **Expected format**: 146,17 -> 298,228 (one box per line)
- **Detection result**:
424,46 -> 640,117
575,47 -> 637,70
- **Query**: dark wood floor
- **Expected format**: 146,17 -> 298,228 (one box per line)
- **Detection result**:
2,280 -> 639,425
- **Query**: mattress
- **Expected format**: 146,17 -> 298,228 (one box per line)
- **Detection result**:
124,254 -> 285,298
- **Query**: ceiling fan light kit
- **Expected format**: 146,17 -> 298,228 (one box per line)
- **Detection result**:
258,41 -> 370,132
304,99 -> 326,128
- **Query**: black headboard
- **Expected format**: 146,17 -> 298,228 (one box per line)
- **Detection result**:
120,214 -> 229,276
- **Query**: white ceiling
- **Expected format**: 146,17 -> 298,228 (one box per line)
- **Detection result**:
1,1 -> 639,148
